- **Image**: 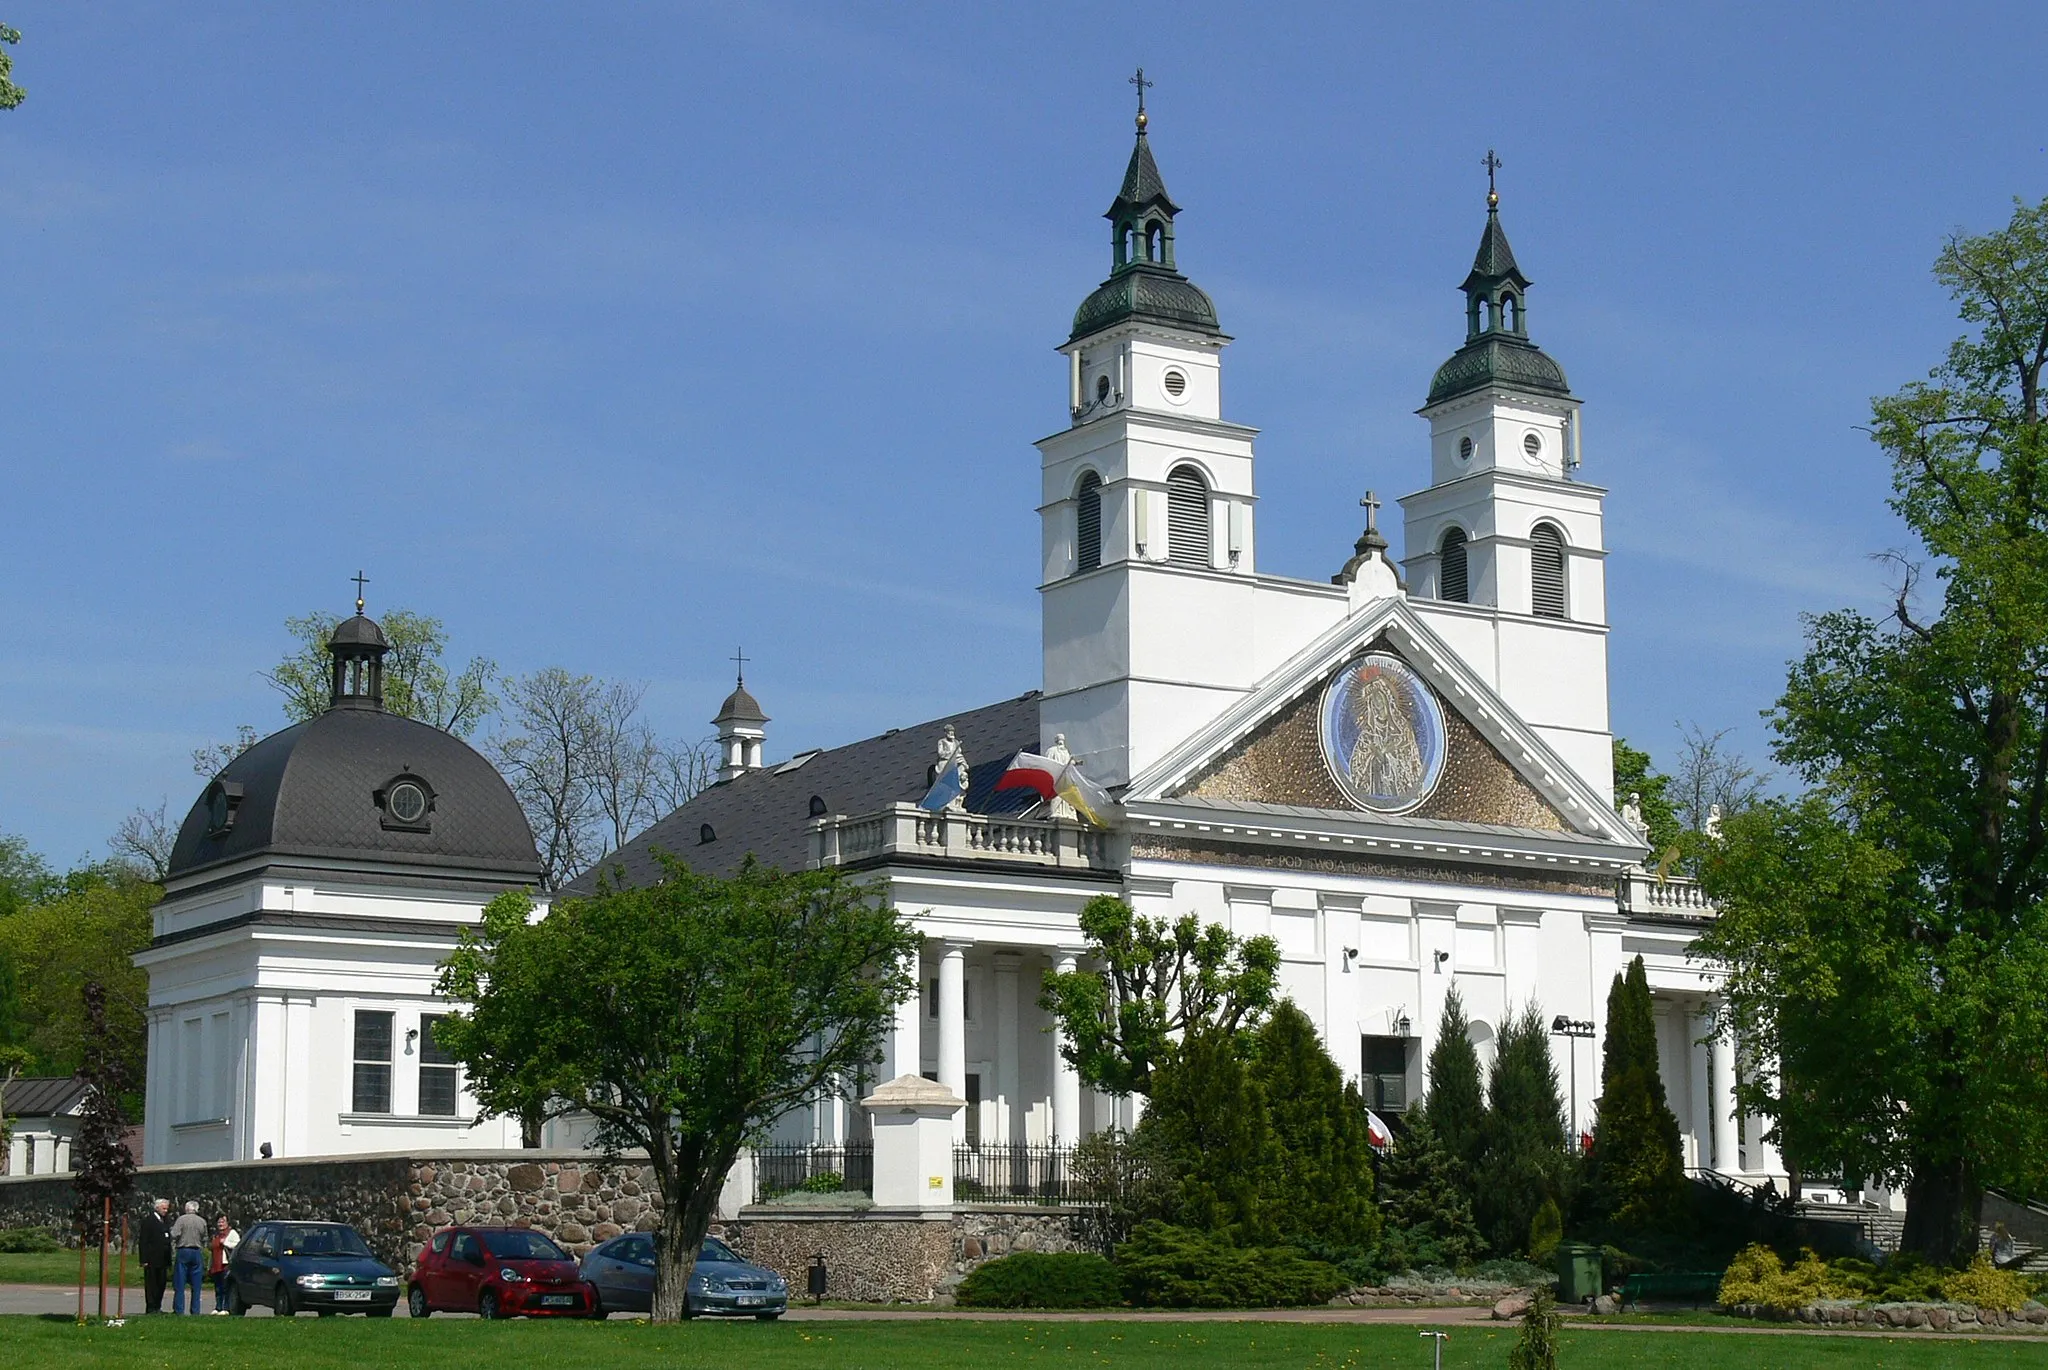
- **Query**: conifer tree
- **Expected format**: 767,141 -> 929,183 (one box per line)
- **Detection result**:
1251,1001 -> 1381,1251
1421,986 -> 1487,1179
1374,1113 -> 1486,1268
1142,1029 -> 1278,1245
1474,1005 -> 1572,1256
1587,955 -> 1685,1227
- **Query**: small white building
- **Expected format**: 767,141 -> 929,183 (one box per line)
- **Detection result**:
2,1077 -> 86,1176
136,608 -> 543,1164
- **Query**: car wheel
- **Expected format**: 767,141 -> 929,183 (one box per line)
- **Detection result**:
479,1289 -> 502,1321
586,1288 -> 605,1320
226,1283 -> 248,1317
407,1286 -> 430,1319
275,1285 -> 295,1318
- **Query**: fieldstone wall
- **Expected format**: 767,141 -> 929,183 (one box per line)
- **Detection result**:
718,1205 -> 1106,1303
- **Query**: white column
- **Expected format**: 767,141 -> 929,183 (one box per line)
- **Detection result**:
993,954 -> 1020,1146
1687,1004 -> 1714,1171
1748,1052 -> 1784,1180
1711,1015 -> 1741,1175
887,944 -> 925,1082
1050,949 -> 1083,1144
938,942 -> 968,1142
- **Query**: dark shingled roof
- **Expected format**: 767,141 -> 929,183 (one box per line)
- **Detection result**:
168,708 -> 542,883
328,613 -> 389,649
1427,334 -> 1572,406
714,682 -> 768,725
2,1076 -> 88,1117
1109,132 -> 1179,217
1460,208 -> 1531,294
565,692 -> 1044,894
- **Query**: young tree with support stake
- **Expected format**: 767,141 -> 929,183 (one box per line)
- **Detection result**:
435,859 -> 919,1323
1700,195 -> 2048,1266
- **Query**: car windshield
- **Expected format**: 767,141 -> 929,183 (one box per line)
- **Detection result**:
277,1225 -> 373,1258
483,1230 -> 569,1261
698,1238 -> 739,1264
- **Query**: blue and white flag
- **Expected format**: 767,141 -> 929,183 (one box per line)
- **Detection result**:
918,764 -> 968,812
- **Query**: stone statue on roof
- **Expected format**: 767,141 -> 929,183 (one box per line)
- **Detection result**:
934,725 -> 970,812
1046,734 -> 1076,821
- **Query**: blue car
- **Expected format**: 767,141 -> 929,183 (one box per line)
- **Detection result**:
578,1233 -> 788,1319
224,1221 -> 402,1317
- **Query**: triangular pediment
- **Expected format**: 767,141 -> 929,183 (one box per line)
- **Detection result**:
1126,597 -> 1638,849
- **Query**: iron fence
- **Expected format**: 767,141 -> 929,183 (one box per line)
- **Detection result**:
753,1142 -> 874,1200
953,1143 -> 1104,1205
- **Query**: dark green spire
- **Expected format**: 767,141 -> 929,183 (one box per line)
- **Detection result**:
1068,79 -> 1221,344
1425,158 -> 1569,407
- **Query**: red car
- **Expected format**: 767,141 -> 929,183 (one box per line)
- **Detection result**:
407,1226 -> 595,1319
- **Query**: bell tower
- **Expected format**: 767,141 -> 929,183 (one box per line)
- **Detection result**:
1399,155 -> 1615,799
1036,76 -> 1262,787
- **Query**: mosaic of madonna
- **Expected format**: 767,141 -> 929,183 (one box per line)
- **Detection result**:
1318,652 -> 1446,813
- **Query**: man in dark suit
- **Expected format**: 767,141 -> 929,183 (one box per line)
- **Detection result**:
138,1198 -> 174,1313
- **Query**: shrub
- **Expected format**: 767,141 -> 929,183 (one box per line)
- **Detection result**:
796,1171 -> 845,1194
1251,1002 -> 1381,1251
1508,1286 -> 1562,1370
956,1251 -> 1123,1309
1116,1221 -> 1348,1309
0,1226 -> 60,1254
1942,1253 -> 2030,1312
1527,1197 -> 1562,1264
1717,1244 -> 1846,1312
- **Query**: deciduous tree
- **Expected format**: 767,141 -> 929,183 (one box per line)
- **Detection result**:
435,861 -> 918,1322
72,982 -> 136,1235
1037,895 -> 1279,1097
1700,196 -> 2048,1265
0,22 -> 23,110
267,609 -> 497,734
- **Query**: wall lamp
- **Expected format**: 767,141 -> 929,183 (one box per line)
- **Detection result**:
1432,949 -> 1451,973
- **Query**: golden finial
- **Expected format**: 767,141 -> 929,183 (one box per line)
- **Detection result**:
1130,66 -> 1153,132
351,569 -> 369,616
1484,148 -> 1503,209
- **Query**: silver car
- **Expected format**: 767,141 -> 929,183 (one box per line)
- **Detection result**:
579,1233 -> 788,1320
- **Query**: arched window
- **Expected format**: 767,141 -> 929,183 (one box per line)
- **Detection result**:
1503,295 -> 1518,331
1167,465 -> 1211,568
1075,472 -> 1103,574
1146,222 -> 1164,262
1531,522 -> 1567,618
1439,527 -> 1469,603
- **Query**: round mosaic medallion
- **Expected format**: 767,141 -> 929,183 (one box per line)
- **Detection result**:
1318,653 -> 1448,814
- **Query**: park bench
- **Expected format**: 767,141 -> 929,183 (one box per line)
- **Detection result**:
1621,1271 -> 1722,1309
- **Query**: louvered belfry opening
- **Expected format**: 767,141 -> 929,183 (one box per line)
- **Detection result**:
1075,472 -> 1103,573
1531,523 -> 1567,618
1167,465 -> 1210,568
1439,527 -> 1469,603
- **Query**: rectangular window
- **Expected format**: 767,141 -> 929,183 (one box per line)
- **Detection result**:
928,977 -> 940,1020
1361,1035 -> 1410,1115
352,1010 -> 394,1114
418,1014 -> 458,1117
180,1018 -> 202,1121
965,1073 -> 982,1151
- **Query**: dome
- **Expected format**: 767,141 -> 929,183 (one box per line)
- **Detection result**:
167,708 -> 540,883
714,682 -> 768,726
1070,264 -> 1221,344
1426,335 -> 1572,407
328,613 -> 389,649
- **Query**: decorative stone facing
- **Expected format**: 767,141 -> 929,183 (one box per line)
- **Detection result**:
717,1206 -> 1107,1304
1727,1299 -> 2048,1332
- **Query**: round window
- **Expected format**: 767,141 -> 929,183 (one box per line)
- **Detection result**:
1524,431 -> 1543,457
1095,375 -> 1111,403
1163,368 -> 1187,399
387,780 -> 429,825
1458,436 -> 1474,461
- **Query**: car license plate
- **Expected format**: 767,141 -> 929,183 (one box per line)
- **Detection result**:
738,1295 -> 764,1306
335,1290 -> 371,1302
541,1294 -> 574,1307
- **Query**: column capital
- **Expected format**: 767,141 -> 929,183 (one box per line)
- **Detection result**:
938,938 -> 973,956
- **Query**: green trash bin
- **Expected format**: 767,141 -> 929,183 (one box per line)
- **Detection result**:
1556,1243 -> 1603,1304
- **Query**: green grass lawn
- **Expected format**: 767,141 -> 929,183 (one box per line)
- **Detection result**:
0,1252 -> 141,1287
3,1316 -> 2048,1369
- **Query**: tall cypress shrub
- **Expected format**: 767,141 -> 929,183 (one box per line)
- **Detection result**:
1421,986 -> 1486,1180
1587,956 -> 1685,1227
1251,1001 -> 1381,1251
1141,1029 -> 1277,1245
1474,1005 -> 1571,1256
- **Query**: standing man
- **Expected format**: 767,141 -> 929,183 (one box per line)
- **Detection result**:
138,1198 -> 174,1314
169,1201 -> 208,1314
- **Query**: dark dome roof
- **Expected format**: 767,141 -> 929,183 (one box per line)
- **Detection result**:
1426,335 -> 1572,407
328,613 -> 389,649
1070,263 -> 1222,343
714,683 -> 767,725
168,708 -> 540,883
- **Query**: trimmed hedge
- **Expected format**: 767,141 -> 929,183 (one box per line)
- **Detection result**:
0,1227 -> 62,1254
956,1251 -> 1124,1309
1116,1221 -> 1349,1309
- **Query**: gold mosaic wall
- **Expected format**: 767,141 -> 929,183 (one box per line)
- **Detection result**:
1172,647 -> 1571,833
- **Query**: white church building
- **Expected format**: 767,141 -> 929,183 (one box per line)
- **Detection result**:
138,108 -> 1786,1193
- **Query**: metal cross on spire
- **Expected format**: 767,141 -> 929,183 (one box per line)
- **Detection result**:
731,647 -> 750,685
1483,148 -> 1503,207
1129,66 -> 1153,130
351,570 -> 370,614
1359,490 -> 1382,533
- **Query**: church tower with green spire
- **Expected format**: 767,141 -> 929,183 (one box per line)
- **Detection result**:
1035,78 -> 1264,788
1399,157 -> 1614,797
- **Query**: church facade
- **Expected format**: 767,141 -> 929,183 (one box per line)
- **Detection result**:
136,109 -> 1783,1193
588,114 -> 1783,1188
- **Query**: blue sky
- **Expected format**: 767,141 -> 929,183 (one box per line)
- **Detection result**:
3,3 -> 2043,865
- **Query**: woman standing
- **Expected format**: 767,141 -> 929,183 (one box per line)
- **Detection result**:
208,1214 -> 240,1314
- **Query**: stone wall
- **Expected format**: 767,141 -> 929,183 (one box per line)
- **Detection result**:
718,1205 -> 1106,1303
